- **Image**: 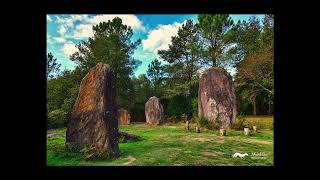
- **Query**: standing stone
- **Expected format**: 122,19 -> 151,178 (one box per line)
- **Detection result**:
244,128 -> 250,135
118,109 -> 130,125
198,67 -> 237,129
253,126 -> 257,134
220,128 -> 226,136
145,96 -> 164,125
66,63 -> 119,158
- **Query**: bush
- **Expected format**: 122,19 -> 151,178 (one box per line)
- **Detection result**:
166,116 -> 178,123
164,95 -> 193,120
231,113 -> 250,130
48,109 -> 67,129
206,121 -> 222,130
180,113 -> 188,122
191,97 -> 198,117
196,116 -> 209,128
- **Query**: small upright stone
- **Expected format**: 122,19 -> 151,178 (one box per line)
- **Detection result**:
118,109 -> 130,125
145,96 -> 164,125
66,63 -> 119,159
244,128 -> 250,135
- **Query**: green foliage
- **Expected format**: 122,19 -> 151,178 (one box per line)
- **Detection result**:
166,116 -> 178,123
47,52 -> 61,79
198,14 -> 235,67
70,17 -> 141,110
48,109 -> 67,129
158,20 -> 202,97
147,59 -> 165,90
130,74 -> 152,122
196,116 -> 209,128
180,113 -> 188,122
231,113 -> 250,130
234,15 -> 274,115
47,67 -> 84,116
164,95 -> 193,119
191,97 -> 198,117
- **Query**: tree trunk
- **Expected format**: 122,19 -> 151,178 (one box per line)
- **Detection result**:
268,101 -> 272,115
252,96 -> 256,115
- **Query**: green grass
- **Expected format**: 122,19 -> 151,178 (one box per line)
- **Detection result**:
47,116 -> 273,166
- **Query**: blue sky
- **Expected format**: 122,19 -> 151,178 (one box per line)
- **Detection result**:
47,14 -> 264,76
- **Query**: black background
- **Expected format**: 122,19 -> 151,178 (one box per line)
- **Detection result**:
4,0 -> 312,178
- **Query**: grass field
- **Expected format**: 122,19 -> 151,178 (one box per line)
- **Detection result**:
47,116 -> 273,166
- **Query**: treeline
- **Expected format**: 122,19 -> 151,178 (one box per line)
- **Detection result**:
47,14 -> 274,129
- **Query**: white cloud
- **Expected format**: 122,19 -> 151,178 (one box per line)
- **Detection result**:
71,24 -> 94,39
62,42 -> 78,56
53,37 -> 66,43
70,15 -> 90,22
56,16 -> 73,27
55,14 -> 145,40
58,26 -> 67,35
47,15 -> 52,22
47,34 -> 53,44
142,22 -> 184,54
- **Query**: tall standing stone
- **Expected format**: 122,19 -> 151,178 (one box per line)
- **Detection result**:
66,63 -> 119,158
118,109 -> 130,125
145,96 -> 164,125
198,67 -> 236,128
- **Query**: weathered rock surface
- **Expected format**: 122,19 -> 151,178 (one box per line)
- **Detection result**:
118,109 -> 130,125
66,63 -> 119,158
145,96 -> 164,125
198,67 -> 236,128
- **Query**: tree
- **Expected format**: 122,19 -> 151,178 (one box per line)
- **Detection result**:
147,59 -> 165,97
70,17 -> 141,109
234,15 -> 274,115
47,67 -> 84,114
158,19 -> 202,97
232,17 -> 263,67
197,14 -> 235,68
130,74 -> 153,121
147,59 -> 165,86
47,52 -> 61,79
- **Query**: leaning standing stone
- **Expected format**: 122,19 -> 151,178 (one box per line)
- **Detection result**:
66,63 -> 119,159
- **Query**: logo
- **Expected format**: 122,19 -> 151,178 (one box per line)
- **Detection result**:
232,152 -> 248,158
232,152 -> 268,159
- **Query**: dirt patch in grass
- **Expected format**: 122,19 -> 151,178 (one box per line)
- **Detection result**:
202,151 -> 224,156
215,137 -> 225,144
122,156 -> 136,165
182,135 -> 225,144
243,138 -> 272,145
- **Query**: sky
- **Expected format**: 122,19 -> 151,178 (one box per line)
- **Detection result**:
47,14 -> 265,76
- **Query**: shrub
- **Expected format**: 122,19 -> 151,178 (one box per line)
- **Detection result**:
191,97 -> 198,117
196,116 -> 209,128
48,109 -> 67,129
231,113 -> 250,130
164,95 -> 193,120
180,113 -> 188,122
166,116 -> 178,123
